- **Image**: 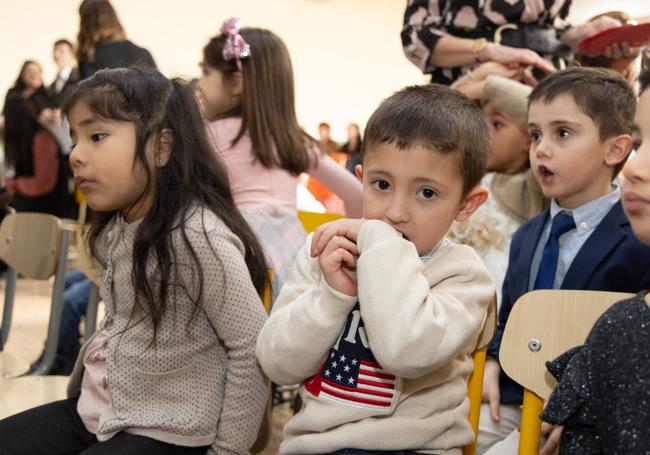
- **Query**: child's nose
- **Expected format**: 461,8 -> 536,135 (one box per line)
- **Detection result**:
534,139 -> 552,159
69,146 -> 85,169
385,200 -> 410,224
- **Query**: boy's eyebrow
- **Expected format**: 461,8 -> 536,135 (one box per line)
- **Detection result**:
412,176 -> 447,188
632,123 -> 640,135
549,120 -> 582,127
366,169 -> 447,188
527,119 -> 582,128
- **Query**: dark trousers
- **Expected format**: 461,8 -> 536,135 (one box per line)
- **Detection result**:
0,398 -> 209,455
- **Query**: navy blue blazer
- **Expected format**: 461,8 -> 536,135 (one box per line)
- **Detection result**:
487,201 -> 650,403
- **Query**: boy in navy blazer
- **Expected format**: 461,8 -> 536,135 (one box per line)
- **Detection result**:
478,67 -> 650,454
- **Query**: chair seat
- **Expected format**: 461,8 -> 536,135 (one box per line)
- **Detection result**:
0,351 -> 30,379
0,375 -> 69,419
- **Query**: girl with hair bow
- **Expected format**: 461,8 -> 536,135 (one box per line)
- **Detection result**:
198,18 -> 362,300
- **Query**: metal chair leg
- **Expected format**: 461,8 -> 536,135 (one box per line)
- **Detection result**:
30,229 -> 72,375
0,269 -> 17,350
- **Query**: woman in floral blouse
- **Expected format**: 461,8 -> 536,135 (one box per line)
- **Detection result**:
402,0 -> 625,85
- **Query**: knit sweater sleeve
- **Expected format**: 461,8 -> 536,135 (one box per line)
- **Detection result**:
356,220 -> 495,379
256,234 -> 359,385
194,224 -> 270,455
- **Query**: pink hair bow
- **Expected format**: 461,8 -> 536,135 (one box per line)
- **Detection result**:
221,18 -> 250,70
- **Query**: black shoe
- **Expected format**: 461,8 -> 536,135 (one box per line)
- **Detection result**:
27,354 -> 74,376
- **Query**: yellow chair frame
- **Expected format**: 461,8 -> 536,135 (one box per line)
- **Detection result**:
297,211 -> 343,233
463,294 -> 497,455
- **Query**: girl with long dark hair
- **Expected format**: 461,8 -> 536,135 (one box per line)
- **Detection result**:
0,67 -> 269,454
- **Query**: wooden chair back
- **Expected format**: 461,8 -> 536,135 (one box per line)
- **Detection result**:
499,289 -> 633,454
0,213 -> 61,279
500,289 -> 632,400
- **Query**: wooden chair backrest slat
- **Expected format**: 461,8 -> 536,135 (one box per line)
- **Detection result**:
499,289 -> 633,400
0,213 -> 61,279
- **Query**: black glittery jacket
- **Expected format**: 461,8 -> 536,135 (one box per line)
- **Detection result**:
542,291 -> 650,454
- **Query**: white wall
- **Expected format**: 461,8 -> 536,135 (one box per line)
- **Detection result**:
3,0 -> 650,141
1,0 -> 423,141
567,0 -> 650,24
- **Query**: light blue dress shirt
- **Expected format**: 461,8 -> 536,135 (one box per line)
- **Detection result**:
420,238 -> 450,263
528,186 -> 621,290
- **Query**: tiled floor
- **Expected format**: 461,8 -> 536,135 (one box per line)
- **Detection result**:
0,278 -> 291,454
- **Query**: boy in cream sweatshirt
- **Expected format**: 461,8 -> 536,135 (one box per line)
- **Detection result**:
256,84 -> 495,455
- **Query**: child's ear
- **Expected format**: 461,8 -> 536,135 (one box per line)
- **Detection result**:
455,185 -> 489,222
156,129 -> 174,167
354,164 -> 363,181
605,134 -> 633,167
230,71 -> 244,96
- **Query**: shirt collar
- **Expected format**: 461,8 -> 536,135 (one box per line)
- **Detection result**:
420,238 -> 449,263
549,184 -> 621,235
59,66 -> 73,80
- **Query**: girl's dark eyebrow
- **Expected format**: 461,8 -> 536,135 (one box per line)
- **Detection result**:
77,117 -> 100,127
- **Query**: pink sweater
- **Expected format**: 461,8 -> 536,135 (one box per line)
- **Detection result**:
205,118 -> 363,218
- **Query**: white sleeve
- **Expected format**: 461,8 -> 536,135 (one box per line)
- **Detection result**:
356,220 -> 494,378
256,234 -> 358,385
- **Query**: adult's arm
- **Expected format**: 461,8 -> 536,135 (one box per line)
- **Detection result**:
402,0 -> 554,74
7,130 -> 59,197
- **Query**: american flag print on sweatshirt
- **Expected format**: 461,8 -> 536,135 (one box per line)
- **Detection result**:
304,303 -> 397,410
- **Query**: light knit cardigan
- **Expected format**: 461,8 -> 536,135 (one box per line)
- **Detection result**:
67,206 -> 269,454
257,220 -> 495,454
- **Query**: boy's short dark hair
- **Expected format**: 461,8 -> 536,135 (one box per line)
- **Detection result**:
54,38 -> 74,49
529,67 -> 636,176
362,84 -> 490,196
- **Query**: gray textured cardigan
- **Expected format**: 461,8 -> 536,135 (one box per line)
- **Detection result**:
67,207 -> 269,454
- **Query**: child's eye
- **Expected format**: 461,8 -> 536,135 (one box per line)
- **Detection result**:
493,121 -> 504,130
371,179 -> 390,191
557,128 -> 571,139
91,133 -> 107,142
416,188 -> 437,200
530,131 -> 541,142
632,140 -> 642,151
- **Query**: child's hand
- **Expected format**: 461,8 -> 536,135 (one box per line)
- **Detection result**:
471,61 -> 524,82
310,218 -> 364,258
539,422 -> 563,455
318,233 -> 359,297
482,358 -> 502,422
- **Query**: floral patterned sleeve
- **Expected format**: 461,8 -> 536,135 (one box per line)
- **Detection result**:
401,0 -> 448,72
401,0 -> 574,85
